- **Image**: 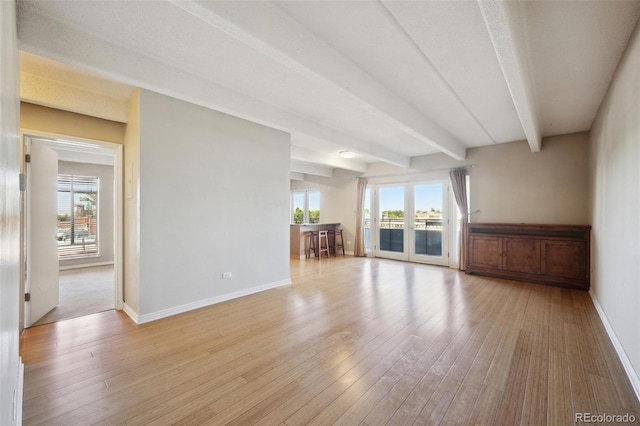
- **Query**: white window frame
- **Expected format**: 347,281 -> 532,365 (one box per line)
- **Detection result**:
290,190 -> 320,224
57,174 -> 100,258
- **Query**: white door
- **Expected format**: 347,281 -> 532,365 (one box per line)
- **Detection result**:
371,181 -> 449,266
26,138 -> 60,326
374,185 -> 408,261
408,181 -> 449,265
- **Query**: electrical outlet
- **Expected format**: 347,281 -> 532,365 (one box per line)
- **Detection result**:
222,272 -> 232,279
347,240 -> 352,245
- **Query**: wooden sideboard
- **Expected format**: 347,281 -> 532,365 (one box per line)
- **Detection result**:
466,223 -> 591,290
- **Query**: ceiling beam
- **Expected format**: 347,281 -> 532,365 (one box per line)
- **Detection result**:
478,0 -> 541,152
17,5 -> 411,168
169,0 -> 467,161
289,172 -> 305,181
290,160 -> 333,178
290,145 -> 367,174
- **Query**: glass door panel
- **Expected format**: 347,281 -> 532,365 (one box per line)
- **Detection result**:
364,188 -> 371,252
410,182 -> 448,265
376,186 -> 407,260
291,192 -> 305,224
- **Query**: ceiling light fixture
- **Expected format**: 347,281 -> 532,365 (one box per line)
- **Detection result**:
339,151 -> 356,159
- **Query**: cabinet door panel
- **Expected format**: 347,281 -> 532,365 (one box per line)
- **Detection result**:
469,236 -> 502,269
541,240 -> 586,279
504,238 -> 540,274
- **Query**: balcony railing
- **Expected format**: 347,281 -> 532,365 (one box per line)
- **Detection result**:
363,218 -> 443,256
365,218 -> 443,230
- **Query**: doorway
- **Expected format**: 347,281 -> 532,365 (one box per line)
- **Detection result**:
22,134 -> 123,327
370,180 -> 450,266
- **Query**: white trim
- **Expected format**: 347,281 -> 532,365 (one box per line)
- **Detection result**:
113,144 -> 124,310
589,290 -> 640,402
59,261 -> 115,271
15,360 -> 24,426
122,303 -> 139,324
134,278 -> 292,325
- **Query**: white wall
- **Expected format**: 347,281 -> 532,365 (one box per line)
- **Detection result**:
0,1 -> 23,424
135,90 -> 290,319
291,169 -> 360,253
58,161 -> 114,268
589,19 -> 640,394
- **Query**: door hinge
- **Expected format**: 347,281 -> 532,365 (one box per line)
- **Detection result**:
19,174 -> 26,191
25,154 -> 31,163
24,293 -> 31,302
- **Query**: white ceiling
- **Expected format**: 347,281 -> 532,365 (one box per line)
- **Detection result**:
16,0 -> 640,177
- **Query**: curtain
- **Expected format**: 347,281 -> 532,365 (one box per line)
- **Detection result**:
449,167 -> 469,270
353,177 -> 368,257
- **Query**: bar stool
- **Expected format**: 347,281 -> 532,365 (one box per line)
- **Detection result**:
333,229 -> 345,256
306,231 -> 318,259
317,230 -> 330,260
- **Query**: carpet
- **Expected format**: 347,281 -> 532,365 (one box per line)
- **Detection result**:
32,265 -> 115,326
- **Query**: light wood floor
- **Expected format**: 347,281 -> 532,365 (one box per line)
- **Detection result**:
20,257 -> 640,425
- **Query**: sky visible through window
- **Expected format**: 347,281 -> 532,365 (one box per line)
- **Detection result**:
378,184 -> 442,213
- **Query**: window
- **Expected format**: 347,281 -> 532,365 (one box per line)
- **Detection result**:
291,190 -> 320,224
57,174 -> 99,258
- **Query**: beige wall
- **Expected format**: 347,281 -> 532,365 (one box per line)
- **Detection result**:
467,133 -> 589,225
123,90 -> 140,315
303,132 -> 589,257
20,102 -> 125,144
589,19 -> 640,392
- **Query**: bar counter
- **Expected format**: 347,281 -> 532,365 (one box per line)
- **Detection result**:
290,223 -> 340,259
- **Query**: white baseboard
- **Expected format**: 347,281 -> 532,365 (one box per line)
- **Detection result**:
133,278 -> 292,325
589,290 -> 640,402
122,303 -> 139,324
59,261 -> 114,271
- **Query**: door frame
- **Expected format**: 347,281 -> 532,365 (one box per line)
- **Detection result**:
20,129 -> 124,329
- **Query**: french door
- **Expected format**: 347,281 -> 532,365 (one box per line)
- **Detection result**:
372,181 -> 449,266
